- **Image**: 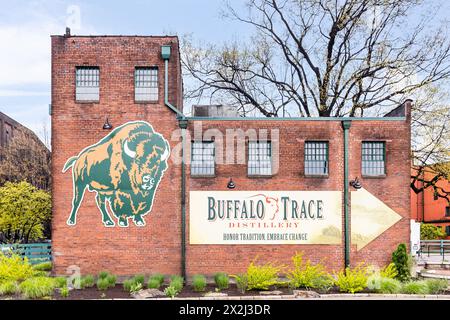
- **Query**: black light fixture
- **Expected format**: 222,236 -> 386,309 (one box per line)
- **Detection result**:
103,117 -> 112,130
227,178 -> 236,189
350,177 -> 362,189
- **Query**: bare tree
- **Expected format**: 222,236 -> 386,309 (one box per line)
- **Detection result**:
183,0 -> 450,117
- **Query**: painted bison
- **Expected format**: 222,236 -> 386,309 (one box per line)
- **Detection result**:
62,121 -> 170,227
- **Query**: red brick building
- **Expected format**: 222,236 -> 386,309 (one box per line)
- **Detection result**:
411,168 -> 450,238
51,33 -> 412,277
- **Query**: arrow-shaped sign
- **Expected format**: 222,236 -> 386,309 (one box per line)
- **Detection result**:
351,188 -> 402,251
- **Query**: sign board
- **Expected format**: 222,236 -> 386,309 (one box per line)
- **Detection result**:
189,191 -> 342,244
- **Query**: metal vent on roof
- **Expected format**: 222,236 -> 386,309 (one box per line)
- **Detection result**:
192,105 -> 239,117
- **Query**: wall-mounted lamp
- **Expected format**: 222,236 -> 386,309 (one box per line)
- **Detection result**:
350,177 -> 362,189
103,118 -> 112,130
227,178 -> 236,189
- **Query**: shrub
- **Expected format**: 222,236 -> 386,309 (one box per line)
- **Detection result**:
334,263 -> 370,294
147,278 -> 161,289
129,282 -> 143,294
53,277 -> 67,288
32,262 -> 52,272
0,280 -> 18,295
246,259 -> 284,291
170,276 -> 184,292
106,274 -> 116,287
421,223 -> 446,240
19,277 -> 56,299
123,279 -> 134,292
98,271 -> 110,279
150,273 -> 165,286
96,278 -> 110,291
81,275 -> 95,288
401,281 -> 430,294
425,279 -> 448,294
214,272 -> 229,290
164,285 -> 179,298
380,263 -> 398,279
392,244 -> 411,282
192,274 -> 207,292
287,252 -> 333,290
231,274 -> 248,294
132,274 -> 145,286
60,286 -> 69,298
367,275 -> 401,294
0,254 -> 36,282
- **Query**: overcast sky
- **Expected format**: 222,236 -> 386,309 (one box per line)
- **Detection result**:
0,0 -> 449,143
0,0 -> 250,143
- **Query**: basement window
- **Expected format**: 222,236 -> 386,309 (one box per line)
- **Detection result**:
191,141 -> 215,177
304,141 -> 329,176
248,141 -> 272,176
362,141 -> 386,176
75,67 -> 100,102
135,67 -> 158,102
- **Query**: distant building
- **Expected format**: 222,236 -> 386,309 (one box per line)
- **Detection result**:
0,111 -> 51,190
411,166 -> 450,238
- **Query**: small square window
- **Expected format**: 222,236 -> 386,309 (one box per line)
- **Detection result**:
362,141 -> 386,176
248,141 -> 272,176
191,141 -> 215,176
75,67 -> 99,102
305,141 -> 328,176
135,67 -> 158,102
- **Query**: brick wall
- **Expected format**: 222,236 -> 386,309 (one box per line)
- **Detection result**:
51,35 -> 411,277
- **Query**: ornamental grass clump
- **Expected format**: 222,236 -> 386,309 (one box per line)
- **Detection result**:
0,280 -> 18,295
214,272 -> 229,290
401,280 -> 430,295
148,274 -> 164,289
231,274 -> 248,294
32,262 -> 52,272
53,277 -> 67,288
287,252 -> 333,291
19,277 -> 56,299
192,274 -> 207,292
169,275 -> 184,292
246,258 -> 284,291
81,275 -> 95,288
367,274 -> 402,294
334,263 -> 371,294
425,279 -> 448,294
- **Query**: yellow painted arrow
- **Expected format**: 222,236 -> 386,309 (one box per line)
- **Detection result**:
351,188 -> 402,251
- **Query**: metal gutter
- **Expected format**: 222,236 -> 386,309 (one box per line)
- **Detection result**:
185,116 -> 406,121
342,120 -> 352,269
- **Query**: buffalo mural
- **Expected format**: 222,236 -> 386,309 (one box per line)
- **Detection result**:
62,121 -> 170,227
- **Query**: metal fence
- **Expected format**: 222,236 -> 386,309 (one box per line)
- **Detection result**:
0,242 -> 51,265
418,240 -> 450,261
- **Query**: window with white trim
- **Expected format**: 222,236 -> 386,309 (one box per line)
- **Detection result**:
191,141 -> 215,176
248,141 -> 272,176
362,141 -> 386,176
75,67 -> 99,101
135,67 -> 158,102
305,141 -> 328,176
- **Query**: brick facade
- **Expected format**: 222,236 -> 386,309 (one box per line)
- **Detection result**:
51,35 -> 411,276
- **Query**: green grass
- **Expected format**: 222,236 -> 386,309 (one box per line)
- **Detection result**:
53,277 -> 67,288
81,275 -> 95,288
19,277 -> 56,299
401,281 -> 430,295
32,262 -> 52,272
192,274 -> 207,292
147,278 -> 161,289
0,280 -> 18,295
214,272 -> 229,290
60,286 -> 70,298
96,278 -> 110,291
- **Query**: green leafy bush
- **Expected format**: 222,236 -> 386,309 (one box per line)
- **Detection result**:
425,279 -> 448,294
287,252 -> 333,290
392,244 -> 411,282
32,262 -> 52,272
334,263 -> 370,294
96,278 -> 110,291
149,273 -> 165,286
169,275 -> 184,292
367,275 -> 401,294
0,254 -> 36,282
60,286 -> 69,298
81,275 -> 95,288
401,281 -> 430,294
192,274 -> 207,292
421,223 -> 446,240
164,285 -> 179,298
19,277 -> 56,299
231,274 -> 248,294
246,259 -> 284,291
380,263 -> 398,279
214,272 -> 229,290
0,280 -> 18,295
53,277 -> 67,288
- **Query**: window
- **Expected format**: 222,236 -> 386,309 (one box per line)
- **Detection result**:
446,226 -> 450,236
76,67 -> 99,101
305,141 -> 328,176
446,206 -> 450,217
191,141 -> 215,176
135,67 -> 158,102
362,141 -> 386,176
248,141 -> 272,176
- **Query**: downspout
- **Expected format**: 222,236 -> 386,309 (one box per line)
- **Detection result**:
161,45 -> 187,279
341,120 -> 352,269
